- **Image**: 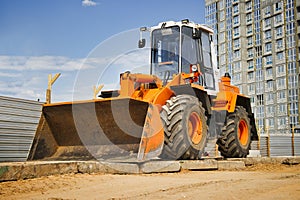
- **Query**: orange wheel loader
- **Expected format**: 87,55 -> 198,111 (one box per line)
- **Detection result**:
28,19 -> 258,161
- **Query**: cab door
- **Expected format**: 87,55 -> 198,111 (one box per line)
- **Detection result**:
198,31 -> 216,91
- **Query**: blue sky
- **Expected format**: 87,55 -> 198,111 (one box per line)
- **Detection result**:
0,0 -> 205,102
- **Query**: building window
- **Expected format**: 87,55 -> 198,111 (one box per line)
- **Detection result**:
233,15 -> 239,25
248,83 -> 255,92
278,104 -> 287,114
248,48 -> 253,58
267,105 -> 275,115
248,60 -> 254,69
276,39 -> 283,49
290,103 -> 298,115
233,61 -> 241,71
247,25 -> 253,34
255,33 -> 261,45
246,1 -> 252,11
288,62 -> 296,74
277,65 -> 285,74
247,37 -> 253,46
257,94 -> 264,106
219,32 -> 225,43
256,82 -> 264,93
267,80 -> 274,90
276,26 -> 283,37
265,43 -> 272,52
234,38 -> 240,48
255,46 -> 262,56
246,13 -> 252,23
275,1 -> 283,12
219,21 -> 225,31
233,27 -> 240,37
264,18 -> 271,28
267,93 -> 274,102
248,71 -> 254,80
288,75 -> 298,88
219,43 -> 225,54
277,77 -> 286,89
278,117 -> 286,126
287,35 -> 295,48
220,10 -> 225,20
218,0 -> 224,10
265,55 -> 272,65
276,52 -> 284,60
256,70 -> 263,81
233,73 -> 241,83
288,49 -> 296,62
289,89 -> 298,102
265,30 -> 272,40
278,90 -> 286,99
266,67 -> 273,76
264,6 -> 271,16
233,5 -> 239,14
234,50 -> 240,59
275,14 -> 282,24
267,118 -> 275,128
256,57 -> 262,69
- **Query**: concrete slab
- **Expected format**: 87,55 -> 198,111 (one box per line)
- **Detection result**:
140,161 -> 180,173
180,159 -> 218,170
100,162 -> 140,174
218,161 -> 245,170
2,157 -> 299,181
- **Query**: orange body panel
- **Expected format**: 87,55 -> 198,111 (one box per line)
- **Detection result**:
213,76 -> 245,113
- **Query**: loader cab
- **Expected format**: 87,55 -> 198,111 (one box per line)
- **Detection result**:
147,20 -> 219,94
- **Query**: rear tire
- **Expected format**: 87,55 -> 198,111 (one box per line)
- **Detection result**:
217,106 -> 251,158
160,95 -> 208,160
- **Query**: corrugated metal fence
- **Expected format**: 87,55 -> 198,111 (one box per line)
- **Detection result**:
252,134 -> 300,157
0,96 -> 43,162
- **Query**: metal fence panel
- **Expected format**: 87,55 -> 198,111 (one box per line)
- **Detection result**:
0,96 -> 43,162
270,136 -> 292,156
295,136 -> 300,156
257,134 -> 300,157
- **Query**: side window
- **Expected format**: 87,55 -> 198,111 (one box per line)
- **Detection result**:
181,26 -> 198,73
201,32 -> 215,90
201,32 -> 212,68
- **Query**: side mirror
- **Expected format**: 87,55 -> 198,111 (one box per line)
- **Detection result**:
138,39 -> 146,48
193,28 -> 201,39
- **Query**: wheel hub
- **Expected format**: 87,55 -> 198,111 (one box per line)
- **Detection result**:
238,119 -> 249,146
188,112 -> 203,144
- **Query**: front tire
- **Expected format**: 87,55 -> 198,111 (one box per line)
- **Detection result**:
217,106 -> 251,158
160,95 -> 208,160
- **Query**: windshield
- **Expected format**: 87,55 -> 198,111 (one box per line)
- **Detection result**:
151,26 -> 180,83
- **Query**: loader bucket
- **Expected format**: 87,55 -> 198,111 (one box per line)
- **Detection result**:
28,98 -> 163,161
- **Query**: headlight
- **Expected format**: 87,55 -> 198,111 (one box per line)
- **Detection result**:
191,65 -> 198,72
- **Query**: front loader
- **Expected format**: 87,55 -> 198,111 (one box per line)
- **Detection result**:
28,19 -> 258,161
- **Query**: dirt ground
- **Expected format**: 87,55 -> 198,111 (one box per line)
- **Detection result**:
0,164 -> 299,200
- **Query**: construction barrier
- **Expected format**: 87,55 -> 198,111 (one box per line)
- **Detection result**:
0,96 -> 43,162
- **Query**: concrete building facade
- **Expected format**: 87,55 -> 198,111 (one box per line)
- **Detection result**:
205,0 -> 300,134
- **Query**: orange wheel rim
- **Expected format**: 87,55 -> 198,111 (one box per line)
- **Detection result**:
238,119 -> 249,146
188,112 -> 203,144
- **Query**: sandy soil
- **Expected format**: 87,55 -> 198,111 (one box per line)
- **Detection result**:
0,164 -> 299,200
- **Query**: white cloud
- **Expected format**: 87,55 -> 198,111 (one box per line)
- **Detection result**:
0,48 -> 151,102
0,55 -> 103,71
82,0 -> 97,7
0,72 -> 22,77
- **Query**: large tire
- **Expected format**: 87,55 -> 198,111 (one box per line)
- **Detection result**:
160,95 -> 208,160
217,106 -> 251,158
